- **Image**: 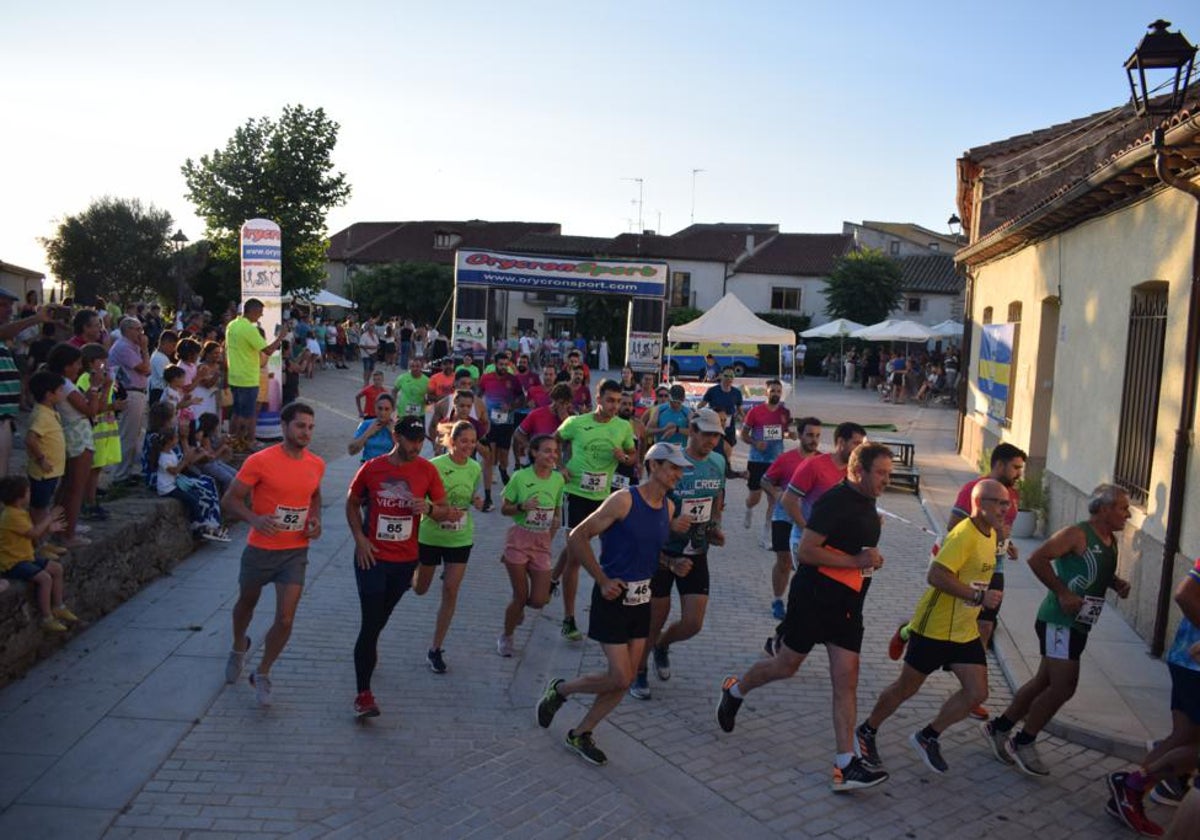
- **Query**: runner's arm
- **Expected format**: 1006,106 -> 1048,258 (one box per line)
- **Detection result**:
306,488 -> 322,539
567,491 -> 633,597
1027,525 -> 1086,610
796,528 -> 878,571
221,478 -> 278,534
927,561 -> 986,602
344,488 -> 375,567
781,488 -> 807,530
1176,573 -> 1200,629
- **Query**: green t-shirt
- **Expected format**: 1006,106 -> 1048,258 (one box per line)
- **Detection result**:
226,316 -> 267,387
394,373 -> 430,417
461,364 -> 481,382
1035,521 -> 1118,633
418,454 -> 482,548
557,413 -> 635,500
502,465 -> 565,531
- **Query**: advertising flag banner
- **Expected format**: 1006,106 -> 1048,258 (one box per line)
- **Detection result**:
240,218 -> 283,414
626,330 -> 663,373
454,250 -> 668,299
978,323 -> 1014,424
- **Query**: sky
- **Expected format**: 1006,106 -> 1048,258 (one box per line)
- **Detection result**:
3,1 -> 1198,284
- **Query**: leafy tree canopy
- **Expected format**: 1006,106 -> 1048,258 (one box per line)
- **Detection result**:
41,196 -> 174,306
822,248 -> 904,325
350,262 -> 454,329
574,294 -> 627,364
181,104 -> 351,294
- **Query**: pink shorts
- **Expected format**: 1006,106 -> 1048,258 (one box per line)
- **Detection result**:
503,526 -> 552,572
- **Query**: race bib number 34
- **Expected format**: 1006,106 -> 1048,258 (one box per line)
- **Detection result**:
376,515 -> 413,542
525,507 -> 555,531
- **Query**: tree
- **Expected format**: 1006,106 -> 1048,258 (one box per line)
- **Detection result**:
574,294 -> 628,364
822,248 -> 904,325
41,197 -> 174,305
350,263 -> 454,328
181,104 -> 351,294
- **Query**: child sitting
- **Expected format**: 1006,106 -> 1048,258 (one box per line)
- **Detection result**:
189,412 -> 237,494
162,365 -> 201,438
0,476 -> 76,632
147,424 -> 229,543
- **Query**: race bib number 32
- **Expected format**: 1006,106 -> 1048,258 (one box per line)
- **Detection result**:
580,471 -> 609,493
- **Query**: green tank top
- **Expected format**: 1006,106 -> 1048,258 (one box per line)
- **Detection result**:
1035,521 -> 1117,633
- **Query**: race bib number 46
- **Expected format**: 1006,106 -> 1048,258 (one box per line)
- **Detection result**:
375,515 -> 413,542
623,578 -> 651,606
275,505 -> 309,532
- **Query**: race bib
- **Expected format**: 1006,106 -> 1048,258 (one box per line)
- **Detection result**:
681,497 -> 713,524
375,515 -> 413,542
1075,595 -> 1106,627
623,578 -> 651,606
763,425 -> 783,441
611,473 -> 631,490
524,507 -> 555,531
405,403 -> 421,417
274,505 -> 308,532
580,471 -> 609,493
440,511 -> 466,531
489,408 -> 511,424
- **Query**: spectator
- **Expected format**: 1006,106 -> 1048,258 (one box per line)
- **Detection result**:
147,423 -> 228,542
225,299 -> 283,451
25,370 -> 67,528
190,413 -> 237,494
0,476 -> 74,632
78,343 -> 122,520
358,322 -> 380,385
162,365 -> 200,439
148,330 -> 178,406
46,343 -> 101,548
108,317 -> 150,485
67,309 -> 104,349
142,302 -> 165,348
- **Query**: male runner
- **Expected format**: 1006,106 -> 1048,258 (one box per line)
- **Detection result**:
698,367 -> 745,477
428,373 -> 487,453
536,442 -> 687,765
716,443 -> 893,792
645,384 -> 691,446
761,416 -> 822,620
781,422 -> 867,556
392,355 -> 430,419
982,484 -> 1132,777
222,402 -> 324,707
478,353 -> 525,510
551,379 -> 637,641
612,393 -> 646,492
630,408 -> 726,699
740,378 -> 791,534
345,415 -> 449,718
426,356 -> 458,403
856,480 -> 1006,775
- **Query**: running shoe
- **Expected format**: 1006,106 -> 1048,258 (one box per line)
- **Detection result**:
482,497 -> 495,513
831,757 -> 890,792
496,634 -> 515,658
629,672 -> 651,700
225,635 -> 250,685
1106,771 -> 1164,836
743,507 -> 753,529
52,605 -> 79,623
354,690 -> 380,719
652,645 -> 671,680
968,704 -> 989,721
40,617 -> 68,632
427,648 -> 447,674
855,723 -> 883,769
564,730 -> 607,766
536,678 -> 566,728
549,578 -> 559,598
716,675 -> 742,732
1006,736 -> 1049,777
771,599 -> 786,621
561,617 -> 583,642
1150,775 -> 1190,807
980,720 -> 1014,765
887,624 -> 907,661
910,730 -> 948,774
249,671 -> 272,707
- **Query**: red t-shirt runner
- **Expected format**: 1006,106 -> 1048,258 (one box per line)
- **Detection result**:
519,405 -> 564,438
349,456 -> 446,562
953,476 -> 1019,530
786,452 -> 848,522
236,446 -> 326,551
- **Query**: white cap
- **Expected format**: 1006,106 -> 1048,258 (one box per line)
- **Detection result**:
644,442 -> 691,467
691,407 -> 724,434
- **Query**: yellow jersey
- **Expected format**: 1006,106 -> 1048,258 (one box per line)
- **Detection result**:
909,517 -> 997,643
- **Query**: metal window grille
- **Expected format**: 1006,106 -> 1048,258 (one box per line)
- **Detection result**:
1114,286 -> 1168,506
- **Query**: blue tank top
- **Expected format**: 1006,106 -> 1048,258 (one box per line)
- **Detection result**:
654,404 -> 691,445
599,487 -> 670,581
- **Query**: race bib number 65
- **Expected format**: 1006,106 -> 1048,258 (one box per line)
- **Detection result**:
375,515 -> 413,542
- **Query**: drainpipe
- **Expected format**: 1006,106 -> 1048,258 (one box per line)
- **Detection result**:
1151,125 -> 1200,656
956,267 -> 975,454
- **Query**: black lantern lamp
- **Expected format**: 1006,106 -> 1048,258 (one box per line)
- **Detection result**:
1125,19 -> 1196,118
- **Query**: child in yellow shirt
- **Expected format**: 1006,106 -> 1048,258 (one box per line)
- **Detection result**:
25,370 -> 67,527
0,476 -> 75,632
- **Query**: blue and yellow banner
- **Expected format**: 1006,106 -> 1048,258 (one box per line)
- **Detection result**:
978,324 -> 1014,422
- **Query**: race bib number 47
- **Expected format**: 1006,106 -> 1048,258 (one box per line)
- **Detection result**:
682,497 -> 713,524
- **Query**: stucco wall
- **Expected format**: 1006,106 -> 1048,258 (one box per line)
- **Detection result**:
725,272 -> 827,319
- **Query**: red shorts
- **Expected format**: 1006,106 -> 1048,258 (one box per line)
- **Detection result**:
503,526 -> 552,572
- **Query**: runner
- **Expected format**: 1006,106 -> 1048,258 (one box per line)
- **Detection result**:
551,379 -> 637,642
426,356 -> 458,403
221,402 -> 324,707
497,434 -> 565,657
513,383 -> 573,468
535,442 -> 686,765
392,356 -> 430,420
781,422 -> 867,559
347,393 -> 396,462
345,414 -> 449,718
855,480 -> 1006,775
645,384 -> 691,446
478,353 -> 525,510
740,378 -> 792,537
716,442 -> 893,792
1106,556 -> 1200,836
630,408 -> 726,700
612,392 -> 646,492
982,484 -> 1132,777
698,367 -> 745,477
429,382 -> 488,455
412,419 -> 484,674
760,416 -> 822,620
356,369 -> 388,418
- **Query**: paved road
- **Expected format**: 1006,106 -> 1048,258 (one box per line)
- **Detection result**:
1,368 -> 1157,838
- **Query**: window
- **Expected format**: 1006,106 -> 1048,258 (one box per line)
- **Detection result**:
1114,285 -> 1168,506
982,306 -> 993,325
670,272 -> 692,308
889,240 -> 900,255
1005,302 -> 1022,425
771,287 -> 802,311
433,231 -> 459,249
928,242 -> 940,252
906,297 -> 922,313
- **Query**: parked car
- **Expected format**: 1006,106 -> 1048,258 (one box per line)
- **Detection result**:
666,342 -> 760,379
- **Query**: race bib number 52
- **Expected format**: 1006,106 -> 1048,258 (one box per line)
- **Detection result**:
275,505 -> 309,532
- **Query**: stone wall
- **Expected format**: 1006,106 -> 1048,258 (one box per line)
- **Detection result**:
0,495 -> 195,687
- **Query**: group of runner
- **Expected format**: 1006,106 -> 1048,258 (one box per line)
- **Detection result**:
210,358 -> 1197,834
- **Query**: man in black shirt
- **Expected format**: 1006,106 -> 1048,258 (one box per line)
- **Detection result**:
716,442 -> 894,792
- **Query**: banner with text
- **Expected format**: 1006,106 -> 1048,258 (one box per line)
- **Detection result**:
455,249 -> 668,299
240,218 -> 283,414
626,330 -> 663,373
978,323 -> 1014,424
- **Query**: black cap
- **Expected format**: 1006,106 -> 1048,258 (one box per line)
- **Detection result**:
395,416 -> 426,440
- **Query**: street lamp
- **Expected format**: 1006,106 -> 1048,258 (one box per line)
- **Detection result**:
947,214 -> 962,236
1125,19 -> 1196,118
170,229 -> 188,314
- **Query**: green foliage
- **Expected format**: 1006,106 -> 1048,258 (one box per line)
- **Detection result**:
823,248 -> 904,325
667,306 -> 703,326
181,104 -> 351,294
350,263 -> 454,328
754,311 -> 810,337
1017,470 -> 1049,514
574,294 -> 627,363
41,197 -> 174,305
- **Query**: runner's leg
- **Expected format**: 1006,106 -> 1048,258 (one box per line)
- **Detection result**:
258,582 -> 303,676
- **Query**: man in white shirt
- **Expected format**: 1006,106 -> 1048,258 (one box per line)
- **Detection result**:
149,330 -> 178,405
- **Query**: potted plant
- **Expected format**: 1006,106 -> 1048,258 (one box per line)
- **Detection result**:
1013,471 -> 1048,538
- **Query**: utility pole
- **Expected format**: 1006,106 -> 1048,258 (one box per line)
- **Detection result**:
690,168 -> 705,224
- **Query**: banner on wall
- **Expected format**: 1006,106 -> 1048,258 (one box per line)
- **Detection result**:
240,218 -> 283,417
978,323 -> 1014,424
452,319 -> 488,354
626,330 -> 663,373
455,249 -> 668,299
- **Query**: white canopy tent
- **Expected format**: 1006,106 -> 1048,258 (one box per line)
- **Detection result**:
666,292 -> 796,379
279,289 -> 358,309
928,318 -> 964,338
801,318 -> 866,363
855,319 -> 934,343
